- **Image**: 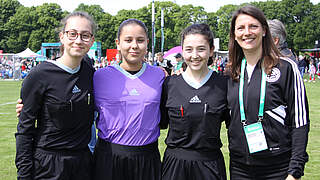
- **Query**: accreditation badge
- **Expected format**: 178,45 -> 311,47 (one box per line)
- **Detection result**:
243,122 -> 268,153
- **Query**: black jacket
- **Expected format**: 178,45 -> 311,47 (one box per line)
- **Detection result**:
227,57 -> 309,178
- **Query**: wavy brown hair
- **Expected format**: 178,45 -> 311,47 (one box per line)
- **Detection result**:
227,5 -> 282,81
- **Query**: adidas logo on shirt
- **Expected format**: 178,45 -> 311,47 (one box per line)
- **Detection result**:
72,85 -> 81,93
129,89 -> 140,96
189,95 -> 201,103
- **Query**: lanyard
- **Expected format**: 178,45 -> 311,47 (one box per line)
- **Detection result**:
239,58 -> 266,125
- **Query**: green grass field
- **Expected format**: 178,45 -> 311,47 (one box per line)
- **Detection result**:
1,77 -> 319,179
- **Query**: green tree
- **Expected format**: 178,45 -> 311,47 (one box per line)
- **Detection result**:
281,0 -> 315,50
252,1 -> 282,19
0,0 -> 21,51
1,0 -> 319,55
206,12 -> 218,38
312,3 -> 320,47
96,13 -> 116,52
151,1 -> 174,52
0,0 -> 21,24
75,4 -> 115,53
1,6 -> 36,53
29,3 -> 64,51
1,3 -> 63,53
152,1 -> 208,52
169,4 -> 207,49
151,1 -> 180,52
214,4 -> 238,50
76,3 -> 104,22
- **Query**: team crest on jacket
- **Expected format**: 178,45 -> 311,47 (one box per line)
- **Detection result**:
266,67 -> 281,83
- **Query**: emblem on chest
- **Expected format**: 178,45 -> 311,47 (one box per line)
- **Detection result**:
189,95 -> 201,103
266,67 -> 280,83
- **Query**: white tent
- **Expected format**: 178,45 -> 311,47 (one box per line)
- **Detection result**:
16,48 -> 40,58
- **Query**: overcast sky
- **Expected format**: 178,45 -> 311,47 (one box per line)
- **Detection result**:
18,0 -> 320,15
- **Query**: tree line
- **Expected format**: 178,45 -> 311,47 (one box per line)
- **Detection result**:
0,0 -> 319,54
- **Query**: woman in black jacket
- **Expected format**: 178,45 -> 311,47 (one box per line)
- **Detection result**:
226,5 -> 309,180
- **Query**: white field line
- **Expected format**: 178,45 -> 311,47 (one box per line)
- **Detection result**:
0,102 -> 16,106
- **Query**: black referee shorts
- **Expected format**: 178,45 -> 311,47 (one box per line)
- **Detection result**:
229,158 -> 289,180
161,148 -> 227,180
93,138 -> 161,180
33,148 -> 93,180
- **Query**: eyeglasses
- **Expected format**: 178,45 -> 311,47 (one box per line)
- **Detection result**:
64,30 -> 93,42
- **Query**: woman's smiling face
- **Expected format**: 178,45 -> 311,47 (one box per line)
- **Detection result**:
234,14 -> 266,54
182,33 -> 213,72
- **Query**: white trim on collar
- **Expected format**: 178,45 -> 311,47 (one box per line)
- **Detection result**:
182,69 -> 213,89
113,62 -> 147,79
47,60 -> 80,74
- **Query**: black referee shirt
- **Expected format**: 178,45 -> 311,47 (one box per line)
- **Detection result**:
16,59 -> 95,179
160,71 -> 230,152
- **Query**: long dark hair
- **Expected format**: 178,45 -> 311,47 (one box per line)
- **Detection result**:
227,5 -> 281,81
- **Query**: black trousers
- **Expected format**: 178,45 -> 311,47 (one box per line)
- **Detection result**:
230,159 -> 289,180
162,148 -> 227,180
33,148 -> 93,180
93,138 -> 161,180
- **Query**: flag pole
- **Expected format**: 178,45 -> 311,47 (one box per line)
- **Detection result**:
151,0 -> 155,64
161,8 -> 164,53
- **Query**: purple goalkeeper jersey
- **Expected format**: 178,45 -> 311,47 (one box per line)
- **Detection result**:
93,63 -> 165,146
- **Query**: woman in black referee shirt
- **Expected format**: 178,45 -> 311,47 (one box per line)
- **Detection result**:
15,12 -> 96,180
226,5 -> 309,180
160,23 -> 230,180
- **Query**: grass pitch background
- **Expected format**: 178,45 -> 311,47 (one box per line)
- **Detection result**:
1,78 -> 319,179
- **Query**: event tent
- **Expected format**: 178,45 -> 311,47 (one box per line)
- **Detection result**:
16,48 -> 40,58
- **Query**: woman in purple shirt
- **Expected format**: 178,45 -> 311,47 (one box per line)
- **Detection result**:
92,19 -> 165,180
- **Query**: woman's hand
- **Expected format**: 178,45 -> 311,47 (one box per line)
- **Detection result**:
286,174 -> 300,180
16,99 -> 23,117
159,66 -> 169,77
